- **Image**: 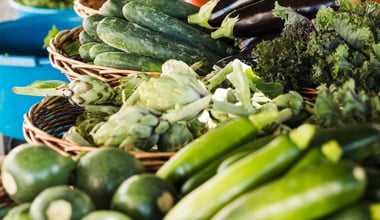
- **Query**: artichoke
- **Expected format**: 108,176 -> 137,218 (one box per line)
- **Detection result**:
90,106 -> 169,151
134,60 -> 210,113
63,75 -> 115,107
157,121 -> 195,152
12,75 -> 116,107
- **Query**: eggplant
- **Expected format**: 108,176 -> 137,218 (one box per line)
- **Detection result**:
209,0 -> 264,27
211,0 -> 340,39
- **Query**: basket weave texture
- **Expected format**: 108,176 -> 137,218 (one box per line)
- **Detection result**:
23,96 -> 174,172
73,0 -> 103,18
47,26 -> 160,86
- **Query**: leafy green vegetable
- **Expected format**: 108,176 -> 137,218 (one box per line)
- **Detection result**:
253,1 -> 380,94
310,78 -> 380,127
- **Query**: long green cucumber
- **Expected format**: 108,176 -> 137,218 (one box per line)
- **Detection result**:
156,109 -> 281,185
180,135 -> 275,195
163,124 -> 316,220
212,161 -> 367,220
129,0 -> 198,20
89,43 -> 121,60
94,52 -> 163,72
122,2 -> 235,57
82,14 -> 105,42
96,17 -> 221,74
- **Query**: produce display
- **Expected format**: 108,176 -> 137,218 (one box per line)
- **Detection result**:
2,0 -> 380,219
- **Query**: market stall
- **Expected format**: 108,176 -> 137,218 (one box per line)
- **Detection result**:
1,0 -> 380,219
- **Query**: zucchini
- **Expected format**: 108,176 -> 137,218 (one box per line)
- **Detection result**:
323,202 -> 380,220
89,43 -> 121,60
156,111 -> 280,185
212,161 -> 367,220
180,135 -> 274,195
164,124 -> 316,220
94,52 -> 164,72
1,144 -> 76,203
82,13 -> 105,42
96,17 -> 222,74
122,2 -> 235,57
79,42 -> 98,62
111,174 -> 179,220
4,203 -> 31,220
29,185 -> 95,220
74,147 -> 145,209
129,0 -> 198,20
82,210 -> 133,220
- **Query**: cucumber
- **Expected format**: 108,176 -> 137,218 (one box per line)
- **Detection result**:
74,147 -> 145,209
122,2 -> 235,57
79,30 -> 98,45
79,42 -> 98,62
94,52 -> 163,72
1,144 -> 76,203
29,185 -> 95,220
81,210 -> 133,220
130,0 -> 198,20
111,174 -> 179,220
212,161 -> 367,220
96,17 -> 221,74
89,43 -> 121,60
164,124 -> 316,220
99,0 -> 129,17
82,13 -> 105,42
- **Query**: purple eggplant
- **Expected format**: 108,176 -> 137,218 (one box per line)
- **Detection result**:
209,0 -> 265,27
211,0 -> 340,39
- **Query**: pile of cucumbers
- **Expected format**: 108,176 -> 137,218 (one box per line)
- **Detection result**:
78,0 -> 236,74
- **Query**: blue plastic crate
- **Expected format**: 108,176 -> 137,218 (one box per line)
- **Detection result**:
0,14 -> 82,140
9,0 -> 77,17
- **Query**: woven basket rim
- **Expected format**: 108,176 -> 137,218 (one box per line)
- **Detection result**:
23,96 -> 175,171
73,0 -> 102,18
47,26 -> 160,85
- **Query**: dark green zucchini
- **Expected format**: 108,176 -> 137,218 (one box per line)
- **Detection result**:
89,43 -> 121,60
96,17 -> 222,74
122,1 -> 235,57
94,52 -> 163,72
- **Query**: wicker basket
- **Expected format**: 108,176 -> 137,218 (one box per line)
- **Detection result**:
23,96 -> 175,172
73,0 -> 104,18
47,26 -> 160,86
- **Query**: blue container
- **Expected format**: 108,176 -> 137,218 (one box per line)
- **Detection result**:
9,0 -> 77,17
0,14 -> 82,140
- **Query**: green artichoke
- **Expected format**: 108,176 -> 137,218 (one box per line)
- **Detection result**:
90,106 -> 169,151
63,75 -> 115,107
12,76 -> 116,107
157,121 -> 194,152
135,60 -> 209,113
